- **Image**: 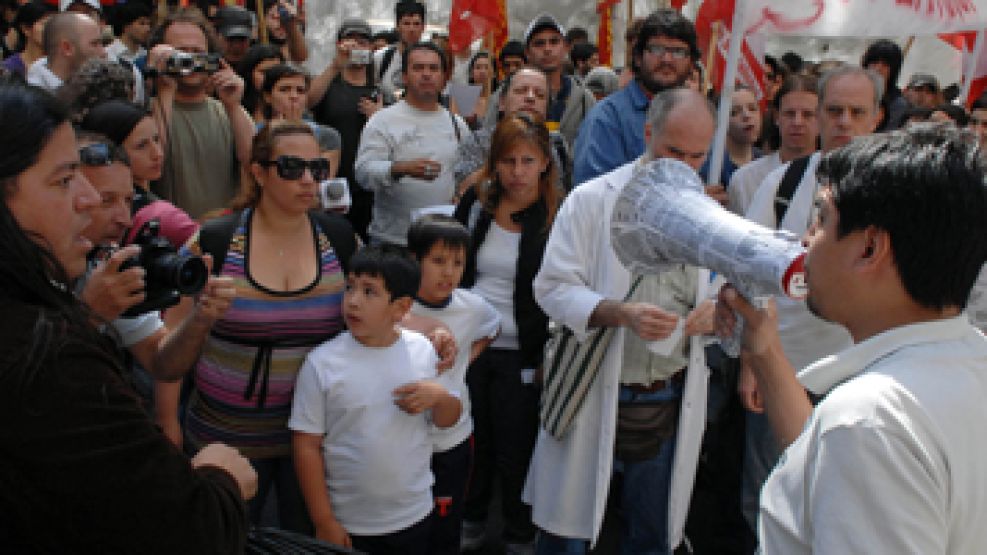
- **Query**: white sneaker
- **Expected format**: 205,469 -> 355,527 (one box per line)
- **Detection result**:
461,520 -> 486,551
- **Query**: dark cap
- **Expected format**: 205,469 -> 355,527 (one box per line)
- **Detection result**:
215,7 -> 253,39
907,73 -> 939,91
525,14 -> 565,45
338,18 -> 372,41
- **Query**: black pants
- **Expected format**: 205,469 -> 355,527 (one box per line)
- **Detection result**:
429,437 -> 473,554
463,348 -> 539,544
350,513 -> 433,555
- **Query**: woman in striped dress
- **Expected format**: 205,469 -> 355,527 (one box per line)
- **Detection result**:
162,121 -> 354,533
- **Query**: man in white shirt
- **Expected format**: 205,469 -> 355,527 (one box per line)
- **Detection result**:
719,122 -> 987,554
728,74 -> 819,216
373,0 -> 425,101
737,66 -> 882,531
105,3 -> 150,64
27,11 -> 105,91
525,88 -> 716,555
355,42 -> 470,247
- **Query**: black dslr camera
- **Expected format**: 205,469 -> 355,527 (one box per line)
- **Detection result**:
120,220 -> 208,317
149,52 -> 221,78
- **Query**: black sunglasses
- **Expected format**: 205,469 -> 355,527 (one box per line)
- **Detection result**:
259,155 -> 331,181
79,142 -> 129,167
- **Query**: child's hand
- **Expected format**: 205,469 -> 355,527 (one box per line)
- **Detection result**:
315,519 -> 352,548
393,380 -> 448,414
425,327 -> 458,373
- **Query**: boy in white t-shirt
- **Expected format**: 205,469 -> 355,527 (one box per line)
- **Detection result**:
290,246 -> 462,555
407,215 -> 501,554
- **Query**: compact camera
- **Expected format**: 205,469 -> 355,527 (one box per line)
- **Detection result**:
318,178 -> 351,214
118,220 -> 208,317
149,52 -> 221,78
349,48 -> 372,66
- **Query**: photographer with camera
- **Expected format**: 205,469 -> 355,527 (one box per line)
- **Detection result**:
74,133 -> 236,446
309,18 -> 382,241
146,8 -> 254,219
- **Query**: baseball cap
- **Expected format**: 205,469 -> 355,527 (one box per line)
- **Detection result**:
337,18 -> 372,41
215,7 -> 253,39
907,73 -> 939,91
60,0 -> 100,13
525,14 -> 565,45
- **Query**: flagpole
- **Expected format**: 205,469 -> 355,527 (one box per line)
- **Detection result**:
960,29 -> 986,105
707,0 -> 747,187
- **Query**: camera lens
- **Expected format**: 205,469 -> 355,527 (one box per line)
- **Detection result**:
148,253 -> 208,295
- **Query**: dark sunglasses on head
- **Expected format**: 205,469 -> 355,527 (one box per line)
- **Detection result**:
79,142 -> 129,167
259,155 -> 331,181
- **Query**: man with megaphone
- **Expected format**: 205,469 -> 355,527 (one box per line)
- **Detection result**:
717,123 -> 987,553
524,88 -> 717,554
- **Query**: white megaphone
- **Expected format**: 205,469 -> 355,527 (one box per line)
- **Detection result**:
610,158 -> 807,355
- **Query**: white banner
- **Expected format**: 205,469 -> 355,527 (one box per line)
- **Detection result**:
742,0 -> 987,37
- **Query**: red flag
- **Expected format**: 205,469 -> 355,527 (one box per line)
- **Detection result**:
597,0 -> 621,66
449,0 -> 508,54
696,0 -> 768,104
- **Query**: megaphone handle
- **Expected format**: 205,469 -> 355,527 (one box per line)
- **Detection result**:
720,295 -> 770,358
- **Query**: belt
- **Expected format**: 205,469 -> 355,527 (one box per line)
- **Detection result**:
624,368 -> 685,394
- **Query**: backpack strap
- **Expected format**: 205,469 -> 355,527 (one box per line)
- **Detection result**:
773,155 -> 812,229
447,108 -> 462,144
379,45 -> 397,82
308,210 -> 357,274
197,211 -> 241,276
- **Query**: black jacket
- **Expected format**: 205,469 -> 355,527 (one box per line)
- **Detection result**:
454,187 -> 552,369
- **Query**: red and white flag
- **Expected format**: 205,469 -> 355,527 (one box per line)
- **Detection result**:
696,0 -> 768,103
939,30 -> 987,105
741,0 -> 987,37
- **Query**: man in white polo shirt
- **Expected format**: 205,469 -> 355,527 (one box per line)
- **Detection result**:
719,123 -> 987,554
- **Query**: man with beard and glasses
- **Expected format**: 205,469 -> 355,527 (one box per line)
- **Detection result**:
572,9 -> 699,185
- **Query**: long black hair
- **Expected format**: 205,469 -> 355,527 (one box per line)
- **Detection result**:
0,81 -> 106,396
238,44 -> 285,116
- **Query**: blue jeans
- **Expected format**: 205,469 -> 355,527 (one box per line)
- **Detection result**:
536,383 -> 680,555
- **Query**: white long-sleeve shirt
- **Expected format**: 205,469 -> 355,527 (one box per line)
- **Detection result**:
354,101 -> 469,246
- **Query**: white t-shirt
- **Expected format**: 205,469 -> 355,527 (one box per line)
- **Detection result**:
745,152 -> 851,371
472,221 -> 520,350
289,329 -> 439,535
412,289 -> 501,451
728,151 -> 782,216
760,316 -> 987,554
354,100 -> 470,245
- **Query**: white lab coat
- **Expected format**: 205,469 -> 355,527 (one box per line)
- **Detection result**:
523,161 -> 710,548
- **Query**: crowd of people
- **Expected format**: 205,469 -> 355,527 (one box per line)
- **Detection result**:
0,0 -> 985,554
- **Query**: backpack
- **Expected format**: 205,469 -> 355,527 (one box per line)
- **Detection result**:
197,210 -> 357,276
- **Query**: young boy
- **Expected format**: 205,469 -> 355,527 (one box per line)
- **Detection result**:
290,245 -> 462,555
406,215 -> 501,555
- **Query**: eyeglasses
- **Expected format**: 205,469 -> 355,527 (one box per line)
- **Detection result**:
79,143 -> 129,167
258,155 -> 331,181
644,44 -> 691,60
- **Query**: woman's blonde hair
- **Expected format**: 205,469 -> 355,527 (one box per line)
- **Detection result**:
230,120 -> 314,210
478,113 -> 561,229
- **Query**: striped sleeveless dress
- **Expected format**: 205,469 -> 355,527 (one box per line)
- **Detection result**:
185,209 -> 345,459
